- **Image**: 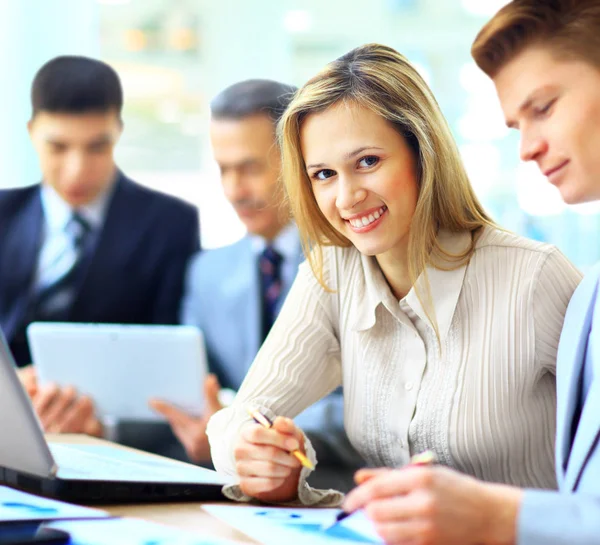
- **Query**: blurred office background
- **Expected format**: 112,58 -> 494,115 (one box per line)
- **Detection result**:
1,0 -> 598,268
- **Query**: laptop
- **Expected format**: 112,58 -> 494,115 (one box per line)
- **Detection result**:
0,331 -> 230,504
27,323 -> 207,421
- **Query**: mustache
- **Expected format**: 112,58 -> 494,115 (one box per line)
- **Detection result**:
232,198 -> 269,210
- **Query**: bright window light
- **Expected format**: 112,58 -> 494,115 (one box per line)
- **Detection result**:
570,201 -> 600,216
516,162 -> 566,217
412,61 -> 432,86
459,63 -> 509,141
459,62 -> 493,94
460,143 -> 500,198
284,10 -> 312,33
462,0 -> 510,16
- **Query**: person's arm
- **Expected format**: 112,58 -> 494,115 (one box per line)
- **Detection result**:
531,247 -> 582,375
344,468 -> 599,545
294,390 -> 364,469
17,366 -> 103,437
518,250 -> 597,545
207,259 -> 344,505
343,466 -> 522,545
152,205 -> 200,324
150,374 -> 222,464
519,490 -> 600,545
179,249 -> 203,328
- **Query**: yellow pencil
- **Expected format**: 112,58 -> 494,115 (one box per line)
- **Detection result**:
246,407 -> 314,470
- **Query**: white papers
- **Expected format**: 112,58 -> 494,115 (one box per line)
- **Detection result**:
0,485 -> 107,522
51,444 -> 232,485
203,504 -> 384,544
46,518 -> 236,545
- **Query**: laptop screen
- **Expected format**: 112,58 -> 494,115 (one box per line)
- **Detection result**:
0,330 -> 56,478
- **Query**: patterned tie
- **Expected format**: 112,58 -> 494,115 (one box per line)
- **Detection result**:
260,245 -> 283,341
34,211 -> 92,318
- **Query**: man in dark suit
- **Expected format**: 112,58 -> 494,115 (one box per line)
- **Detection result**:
151,80 -> 363,490
0,55 -> 199,437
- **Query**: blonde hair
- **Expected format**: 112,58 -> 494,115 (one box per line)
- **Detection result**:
279,43 -> 495,340
472,0 -> 600,78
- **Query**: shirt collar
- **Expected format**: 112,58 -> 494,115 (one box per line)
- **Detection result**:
40,179 -> 115,233
249,222 -> 300,263
352,229 -> 472,343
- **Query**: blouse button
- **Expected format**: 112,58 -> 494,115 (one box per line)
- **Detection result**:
405,381 -> 414,391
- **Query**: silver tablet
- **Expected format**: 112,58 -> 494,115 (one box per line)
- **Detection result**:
28,323 -> 207,421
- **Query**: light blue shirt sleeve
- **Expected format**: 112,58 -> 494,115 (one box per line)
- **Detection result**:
582,330 -> 595,404
519,489 -> 600,545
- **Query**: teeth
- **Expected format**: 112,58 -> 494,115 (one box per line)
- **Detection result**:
348,206 -> 386,228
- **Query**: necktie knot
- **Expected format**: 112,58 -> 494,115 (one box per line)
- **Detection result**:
260,245 -> 282,276
33,211 -> 93,318
67,212 -> 92,248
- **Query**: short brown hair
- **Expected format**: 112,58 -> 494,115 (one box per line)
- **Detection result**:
472,0 -> 600,78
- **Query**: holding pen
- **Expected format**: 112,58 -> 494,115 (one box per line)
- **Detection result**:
230,407 -> 313,504
323,450 -> 438,530
340,451 -> 496,545
246,408 -> 314,470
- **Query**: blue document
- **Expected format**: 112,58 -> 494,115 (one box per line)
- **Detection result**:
203,504 -> 384,544
0,485 -> 107,521
46,518 -> 233,545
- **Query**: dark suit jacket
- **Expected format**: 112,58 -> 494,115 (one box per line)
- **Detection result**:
0,172 -> 200,366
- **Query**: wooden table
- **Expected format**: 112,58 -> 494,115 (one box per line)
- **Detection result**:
47,433 -> 258,544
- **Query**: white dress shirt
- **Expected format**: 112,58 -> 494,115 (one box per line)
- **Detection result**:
207,227 -> 582,505
35,182 -> 113,287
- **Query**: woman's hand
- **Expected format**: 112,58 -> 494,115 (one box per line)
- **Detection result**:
343,466 -> 522,545
234,416 -> 306,503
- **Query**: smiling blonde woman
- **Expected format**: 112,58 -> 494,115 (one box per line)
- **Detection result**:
206,43 -> 581,509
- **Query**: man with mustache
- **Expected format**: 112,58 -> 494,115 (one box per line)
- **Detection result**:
152,79 -> 362,489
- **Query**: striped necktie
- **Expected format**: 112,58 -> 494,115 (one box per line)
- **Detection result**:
35,212 -> 92,318
260,245 -> 283,341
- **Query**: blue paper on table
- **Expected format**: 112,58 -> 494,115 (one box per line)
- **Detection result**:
46,518 -> 235,545
336,510 -> 384,542
0,485 -> 107,521
203,504 -> 384,544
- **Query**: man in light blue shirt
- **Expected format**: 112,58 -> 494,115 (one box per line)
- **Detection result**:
152,80 -> 363,490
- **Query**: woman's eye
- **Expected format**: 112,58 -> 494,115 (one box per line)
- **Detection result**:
535,99 -> 556,116
313,169 -> 335,181
358,155 -> 379,168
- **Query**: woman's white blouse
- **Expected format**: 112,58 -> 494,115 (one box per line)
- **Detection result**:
207,228 -> 582,505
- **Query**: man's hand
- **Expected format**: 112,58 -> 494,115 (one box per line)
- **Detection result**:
17,365 -> 38,397
343,465 -> 522,545
18,365 -> 103,437
150,374 -> 223,463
